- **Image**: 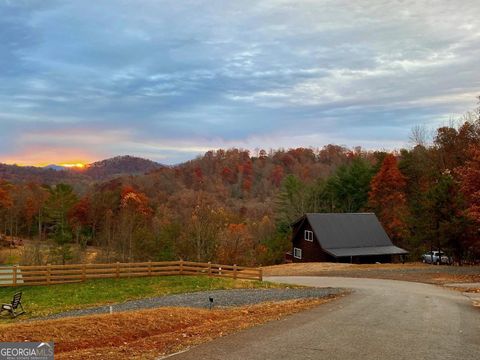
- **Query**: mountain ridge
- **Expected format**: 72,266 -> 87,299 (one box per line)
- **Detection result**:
0,155 -> 163,184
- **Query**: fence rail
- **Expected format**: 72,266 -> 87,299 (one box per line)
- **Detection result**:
0,260 -> 262,287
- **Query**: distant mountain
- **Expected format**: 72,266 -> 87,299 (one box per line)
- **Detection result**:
0,163 -> 87,186
81,155 -> 163,180
43,164 -> 68,171
0,155 -> 163,184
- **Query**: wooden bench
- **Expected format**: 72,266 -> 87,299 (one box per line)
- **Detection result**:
1,292 -> 26,318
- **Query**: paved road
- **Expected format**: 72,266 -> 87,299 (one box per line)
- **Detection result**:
166,276 -> 480,360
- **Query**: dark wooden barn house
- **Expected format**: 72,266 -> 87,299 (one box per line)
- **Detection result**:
288,213 -> 408,263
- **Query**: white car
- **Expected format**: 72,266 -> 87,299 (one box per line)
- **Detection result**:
421,251 -> 451,265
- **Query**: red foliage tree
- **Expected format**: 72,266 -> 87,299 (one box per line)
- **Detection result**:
194,167 -> 203,182
221,166 -> 236,184
456,146 -> 480,222
69,197 -> 92,228
0,181 -> 13,209
368,154 -> 409,243
68,196 -> 92,244
241,160 -> 253,192
269,165 -> 284,187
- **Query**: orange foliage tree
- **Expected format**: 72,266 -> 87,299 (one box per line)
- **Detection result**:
368,154 -> 409,244
118,186 -> 153,261
121,186 -> 153,217
456,146 -> 480,254
217,223 -> 254,265
456,146 -> 480,222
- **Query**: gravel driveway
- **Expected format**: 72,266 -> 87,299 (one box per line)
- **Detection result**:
42,287 -> 342,320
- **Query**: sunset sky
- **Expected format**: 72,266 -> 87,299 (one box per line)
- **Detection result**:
1,0 -> 479,166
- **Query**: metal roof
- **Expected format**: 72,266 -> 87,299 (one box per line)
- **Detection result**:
295,213 -> 408,257
327,245 -> 408,257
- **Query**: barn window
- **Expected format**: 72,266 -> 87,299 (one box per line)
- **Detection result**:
304,230 -> 314,242
293,247 -> 302,259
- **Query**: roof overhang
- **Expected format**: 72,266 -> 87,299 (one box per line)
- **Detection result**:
324,245 -> 409,258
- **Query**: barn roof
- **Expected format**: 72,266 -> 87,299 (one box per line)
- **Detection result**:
293,213 -> 408,257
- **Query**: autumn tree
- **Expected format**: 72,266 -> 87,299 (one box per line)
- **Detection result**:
269,165 -> 284,187
456,145 -> 480,258
424,173 -> 467,260
241,159 -> 253,194
45,184 -> 78,264
117,185 -> 153,261
24,183 -> 49,239
181,201 -> 226,262
217,223 -> 254,265
252,215 -> 288,264
0,181 -> 13,236
69,196 -> 92,247
433,120 -> 480,171
398,146 -> 435,254
368,154 -> 409,245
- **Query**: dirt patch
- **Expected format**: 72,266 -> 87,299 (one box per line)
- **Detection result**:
263,262 -> 354,276
0,295 -> 343,359
263,262 -> 480,285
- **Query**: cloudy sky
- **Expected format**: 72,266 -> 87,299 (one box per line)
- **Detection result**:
0,0 -> 479,165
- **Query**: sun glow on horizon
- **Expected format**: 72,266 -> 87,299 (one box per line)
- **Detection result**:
59,162 -> 87,169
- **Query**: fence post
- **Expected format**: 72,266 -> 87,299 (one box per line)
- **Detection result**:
148,260 -> 152,276
82,264 -> 86,282
233,264 -> 237,279
47,264 -> 51,284
179,259 -> 184,275
116,262 -> 120,279
208,261 -> 212,277
259,265 -> 263,281
12,265 -> 17,287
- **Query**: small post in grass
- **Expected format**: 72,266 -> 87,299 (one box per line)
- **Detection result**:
12,265 -> 17,287
259,265 -> 263,281
233,264 -> 237,279
208,261 -> 212,277
148,260 -> 152,276
116,262 -> 120,279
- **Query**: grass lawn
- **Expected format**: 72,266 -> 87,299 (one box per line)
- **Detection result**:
0,276 -> 287,319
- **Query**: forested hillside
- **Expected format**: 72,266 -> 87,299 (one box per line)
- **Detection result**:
1,106 -> 480,266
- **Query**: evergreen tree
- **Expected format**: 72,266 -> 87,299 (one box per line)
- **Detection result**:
323,157 -> 375,212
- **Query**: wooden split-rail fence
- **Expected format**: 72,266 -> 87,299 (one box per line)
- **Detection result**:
0,260 -> 263,287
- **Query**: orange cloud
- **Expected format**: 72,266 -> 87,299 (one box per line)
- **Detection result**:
1,146 -> 97,167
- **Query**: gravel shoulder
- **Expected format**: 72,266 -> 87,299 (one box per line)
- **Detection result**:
41,287 -> 343,320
